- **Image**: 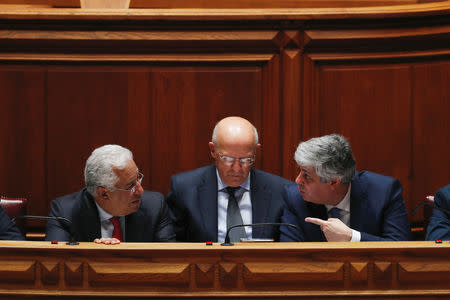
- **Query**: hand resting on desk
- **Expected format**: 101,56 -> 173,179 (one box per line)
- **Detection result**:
94,237 -> 121,245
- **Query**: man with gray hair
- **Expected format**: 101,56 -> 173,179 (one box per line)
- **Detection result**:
46,144 -> 175,244
281,134 -> 410,242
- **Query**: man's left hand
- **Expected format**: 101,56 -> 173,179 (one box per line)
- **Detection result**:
93,237 -> 121,245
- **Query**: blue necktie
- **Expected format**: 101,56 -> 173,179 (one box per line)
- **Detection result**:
328,207 -> 341,219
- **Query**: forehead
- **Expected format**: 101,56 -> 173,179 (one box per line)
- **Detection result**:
216,140 -> 255,156
113,160 -> 138,184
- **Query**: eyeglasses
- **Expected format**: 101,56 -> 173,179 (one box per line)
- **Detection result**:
218,154 -> 255,166
115,172 -> 144,194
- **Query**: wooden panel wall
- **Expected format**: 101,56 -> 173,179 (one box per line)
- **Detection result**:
0,4 -> 449,233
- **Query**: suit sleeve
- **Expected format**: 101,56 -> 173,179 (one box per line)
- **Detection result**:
45,199 -> 71,241
426,187 -> 450,241
166,176 -> 188,242
153,195 -> 176,242
280,186 -> 306,242
360,179 -> 411,241
0,206 -> 25,240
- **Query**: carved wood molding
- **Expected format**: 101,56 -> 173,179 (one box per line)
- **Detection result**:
1,1 -> 450,20
0,241 -> 448,298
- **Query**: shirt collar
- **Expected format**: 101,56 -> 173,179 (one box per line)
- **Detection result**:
326,183 -> 351,213
216,168 -> 250,191
94,201 -> 114,222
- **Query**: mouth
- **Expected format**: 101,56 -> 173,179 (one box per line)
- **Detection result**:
298,185 -> 306,194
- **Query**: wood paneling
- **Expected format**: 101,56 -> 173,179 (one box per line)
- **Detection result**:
0,67 -> 46,217
300,23 -> 450,222
0,241 -> 449,298
44,62 -> 271,200
0,3 -> 449,235
304,61 -> 413,212
412,61 -> 450,212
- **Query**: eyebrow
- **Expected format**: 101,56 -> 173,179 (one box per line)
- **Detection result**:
125,171 -> 140,186
300,168 -> 310,174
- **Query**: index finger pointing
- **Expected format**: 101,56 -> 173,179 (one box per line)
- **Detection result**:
305,217 -> 327,226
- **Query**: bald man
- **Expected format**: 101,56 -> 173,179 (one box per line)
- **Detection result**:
166,117 -> 292,243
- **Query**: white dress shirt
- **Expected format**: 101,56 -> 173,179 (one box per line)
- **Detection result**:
94,201 -> 125,240
216,169 -> 252,243
325,183 -> 361,242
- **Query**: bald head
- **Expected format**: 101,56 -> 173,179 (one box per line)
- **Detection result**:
209,117 -> 260,187
211,117 -> 258,149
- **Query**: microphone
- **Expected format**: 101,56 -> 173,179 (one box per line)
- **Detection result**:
412,202 -> 450,217
12,215 -> 79,245
221,223 -> 301,246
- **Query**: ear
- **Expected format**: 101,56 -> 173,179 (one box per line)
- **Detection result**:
96,187 -> 109,200
208,142 -> 216,159
329,178 -> 342,190
255,143 -> 261,152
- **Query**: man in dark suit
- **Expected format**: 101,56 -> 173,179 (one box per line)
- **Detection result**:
0,206 -> 24,240
46,144 -> 175,244
281,134 -> 410,242
426,184 -> 450,241
167,117 -> 292,243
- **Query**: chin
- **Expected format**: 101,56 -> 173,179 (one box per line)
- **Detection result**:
226,180 -> 243,187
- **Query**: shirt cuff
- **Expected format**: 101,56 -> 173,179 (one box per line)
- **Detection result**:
350,229 -> 361,242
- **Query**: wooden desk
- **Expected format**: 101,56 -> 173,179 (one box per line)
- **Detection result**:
0,241 -> 448,299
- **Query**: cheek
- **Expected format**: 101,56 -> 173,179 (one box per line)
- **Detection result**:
116,194 -> 129,206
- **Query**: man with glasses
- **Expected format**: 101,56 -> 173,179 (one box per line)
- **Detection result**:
46,144 -> 175,244
167,116 -> 292,243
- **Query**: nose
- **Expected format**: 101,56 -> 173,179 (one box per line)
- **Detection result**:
295,172 -> 304,185
230,160 -> 243,172
135,181 -> 144,195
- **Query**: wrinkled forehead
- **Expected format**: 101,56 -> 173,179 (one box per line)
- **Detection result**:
112,160 -> 139,185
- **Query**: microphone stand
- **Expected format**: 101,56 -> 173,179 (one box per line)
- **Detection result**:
221,223 -> 300,246
13,215 -> 79,245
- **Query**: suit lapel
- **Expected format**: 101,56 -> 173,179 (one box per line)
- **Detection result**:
250,169 -> 270,238
77,191 -> 101,242
307,202 -> 328,241
125,209 -> 145,242
197,165 -> 219,241
349,172 -> 366,231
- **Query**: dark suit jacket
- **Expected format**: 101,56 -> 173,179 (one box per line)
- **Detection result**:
0,206 -> 24,240
45,188 -> 175,242
166,164 -> 292,242
426,184 -> 450,241
280,171 -> 411,242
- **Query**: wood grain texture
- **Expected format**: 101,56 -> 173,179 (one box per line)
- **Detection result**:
0,67 -> 47,226
0,3 -> 449,236
0,241 -> 448,298
49,0 -> 440,9
411,61 -> 450,219
0,1 -> 449,21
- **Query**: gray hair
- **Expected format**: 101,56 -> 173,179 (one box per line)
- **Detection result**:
211,122 -> 259,147
295,134 -> 355,184
84,144 -> 133,197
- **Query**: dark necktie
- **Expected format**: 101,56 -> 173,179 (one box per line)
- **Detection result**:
328,207 -> 341,219
110,216 -> 123,242
225,186 -> 247,242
